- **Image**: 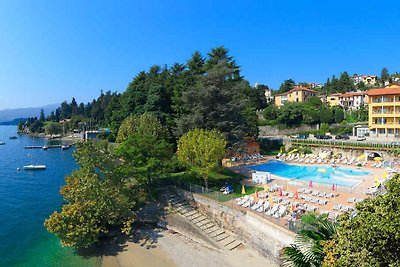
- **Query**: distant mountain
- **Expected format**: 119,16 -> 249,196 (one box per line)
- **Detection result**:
0,104 -> 59,122
0,118 -> 27,125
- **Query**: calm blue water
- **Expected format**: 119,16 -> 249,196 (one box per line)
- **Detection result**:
250,160 -> 371,187
0,126 -> 100,266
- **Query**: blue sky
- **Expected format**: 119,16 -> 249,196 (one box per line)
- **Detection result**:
0,0 -> 399,109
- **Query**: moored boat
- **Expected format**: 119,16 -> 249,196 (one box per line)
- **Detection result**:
0,142 -> 5,145
9,136 -> 17,139
23,165 -> 47,170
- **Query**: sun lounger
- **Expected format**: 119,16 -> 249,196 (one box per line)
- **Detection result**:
355,198 -> 363,203
325,192 -> 335,198
281,199 -> 290,206
340,205 -> 350,212
328,212 -> 339,220
318,199 -> 328,205
304,189 -> 312,194
333,204 -> 342,211
297,188 -> 306,193
238,195 -> 249,205
311,191 -> 319,196
251,200 -> 264,210
347,197 -> 356,203
311,197 -> 319,204
287,192 -> 294,198
259,202 -> 270,212
273,205 -> 287,218
306,205 -> 317,212
266,204 -> 279,216
318,192 -> 325,197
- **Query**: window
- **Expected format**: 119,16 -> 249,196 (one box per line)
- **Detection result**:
296,98 -> 299,102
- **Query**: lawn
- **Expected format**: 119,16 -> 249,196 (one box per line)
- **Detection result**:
204,184 -> 264,202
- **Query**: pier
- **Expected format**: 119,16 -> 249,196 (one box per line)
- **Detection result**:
25,145 -> 65,150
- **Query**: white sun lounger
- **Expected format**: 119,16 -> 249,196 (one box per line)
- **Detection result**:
266,204 -> 279,216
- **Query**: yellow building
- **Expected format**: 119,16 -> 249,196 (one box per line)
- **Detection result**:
368,85 -> 400,137
274,87 -> 318,107
327,93 -> 340,107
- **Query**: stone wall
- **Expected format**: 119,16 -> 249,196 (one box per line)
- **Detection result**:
259,125 -> 318,137
177,189 -> 295,263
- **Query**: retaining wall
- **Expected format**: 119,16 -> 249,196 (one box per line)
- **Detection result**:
177,189 -> 295,263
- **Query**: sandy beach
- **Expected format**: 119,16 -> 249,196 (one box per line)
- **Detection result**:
101,228 -> 278,267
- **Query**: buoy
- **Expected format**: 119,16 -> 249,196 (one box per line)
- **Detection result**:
17,168 -> 20,171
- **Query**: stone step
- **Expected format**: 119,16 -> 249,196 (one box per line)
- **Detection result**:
215,233 -> 230,242
220,236 -> 236,247
196,219 -> 211,227
179,208 -> 192,214
188,213 -> 202,221
205,226 -> 220,234
200,222 -> 215,230
184,210 -> 198,217
173,202 -> 188,208
210,229 -> 225,238
192,216 -> 207,224
226,240 -> 242,251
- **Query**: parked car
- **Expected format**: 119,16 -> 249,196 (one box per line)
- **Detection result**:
315,134 -> 331,139
357,136 -> 366,141
335,134 -> 350,140
297,135 -> 308,139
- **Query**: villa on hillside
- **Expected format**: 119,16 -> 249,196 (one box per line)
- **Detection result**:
368,84 -> 400,137
327,93 -> 341,107
351,74 -> 378,85
338,91 -> 367,110
274,87 -> 318,107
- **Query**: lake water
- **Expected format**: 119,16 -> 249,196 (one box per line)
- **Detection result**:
0,126 -> 100,266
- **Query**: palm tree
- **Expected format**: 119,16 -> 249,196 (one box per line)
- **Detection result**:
281,213 -> 337,267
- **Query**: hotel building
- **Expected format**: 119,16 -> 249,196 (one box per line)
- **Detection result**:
274,87 -> 318,107
368,85 -> 400,137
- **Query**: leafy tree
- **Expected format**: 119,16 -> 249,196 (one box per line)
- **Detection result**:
278,79 -> 295,94
276,103 -> 303,127
116,113 -> 167,143
44,141 -> 135,248
380,67 -> 390,85
332,108 -> 344,123
281,213 -> 337,267
263,105 -> 279,121
319,108 -> 334,124
45,122 -> 63,135
177,129 -> 226,188
176,58 -> 257,146
325,174 -> 400,267
39,109 -> 45,122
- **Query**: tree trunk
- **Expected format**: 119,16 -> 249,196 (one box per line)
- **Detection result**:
204,177 -> 209,189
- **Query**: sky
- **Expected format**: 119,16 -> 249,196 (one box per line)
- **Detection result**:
0,0 -> 399,109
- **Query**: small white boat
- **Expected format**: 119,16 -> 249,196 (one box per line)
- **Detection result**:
0,142 -> 5,145
23,165 -> 47,170
61,145 -> 71,150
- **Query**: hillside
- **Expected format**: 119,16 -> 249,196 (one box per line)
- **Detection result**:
0,104 -> 59,122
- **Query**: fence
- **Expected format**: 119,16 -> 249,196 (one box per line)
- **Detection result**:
175,181 -> 300,232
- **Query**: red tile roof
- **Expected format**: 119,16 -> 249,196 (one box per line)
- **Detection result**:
289,86 -> 318,93
367,86 -> 400,96
339,92 -> 366,97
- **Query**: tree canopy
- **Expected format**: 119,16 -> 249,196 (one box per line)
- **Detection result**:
177,129 -> 227,188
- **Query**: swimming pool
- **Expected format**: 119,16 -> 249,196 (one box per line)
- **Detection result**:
249,160 -> 371,187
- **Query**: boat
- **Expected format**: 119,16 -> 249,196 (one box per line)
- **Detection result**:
23,165 -> 47,170
0,142 -> 5,145
61,145 -> 71,150
9,136 -> 17,139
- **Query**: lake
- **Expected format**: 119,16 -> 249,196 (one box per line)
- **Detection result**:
0,126 -> 100,266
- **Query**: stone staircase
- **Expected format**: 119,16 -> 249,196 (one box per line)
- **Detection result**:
165,192 -> 242,251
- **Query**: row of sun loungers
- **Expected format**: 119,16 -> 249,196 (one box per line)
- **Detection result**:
236,196 -> 290,218
297,188 -> 337,198
279,153 -> 386,168
332,204 -> 355,213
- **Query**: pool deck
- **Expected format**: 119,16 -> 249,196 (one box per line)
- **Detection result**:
229,156 -> 389,217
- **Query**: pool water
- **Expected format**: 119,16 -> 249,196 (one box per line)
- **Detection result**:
250,160 -> 371,187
